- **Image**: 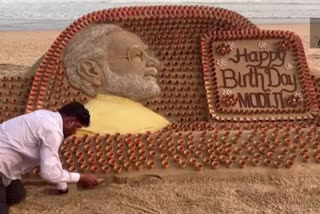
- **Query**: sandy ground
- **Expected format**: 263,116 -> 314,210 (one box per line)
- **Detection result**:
1,23 -> 320,214
9,167 -> 320,214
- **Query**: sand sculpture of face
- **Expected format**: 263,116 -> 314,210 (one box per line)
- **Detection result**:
63,24 -> 161,101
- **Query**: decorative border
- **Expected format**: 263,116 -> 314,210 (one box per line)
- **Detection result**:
201,29 -> 319,122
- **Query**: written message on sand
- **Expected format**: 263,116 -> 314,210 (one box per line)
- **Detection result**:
201,30 -> 319,121
221,46 -> 296,109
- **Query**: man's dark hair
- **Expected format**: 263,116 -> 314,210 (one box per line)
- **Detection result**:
58,102 -> 90,126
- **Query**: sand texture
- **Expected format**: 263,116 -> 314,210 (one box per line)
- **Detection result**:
10,167 -> 320,214
1,23 -> 320,214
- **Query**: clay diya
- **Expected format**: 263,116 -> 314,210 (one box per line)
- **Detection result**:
211,160 -> 220,170
135,161 -> 143,171
179,159 -> 188,169
161,160 -> 169,169
147,160 -> 156,169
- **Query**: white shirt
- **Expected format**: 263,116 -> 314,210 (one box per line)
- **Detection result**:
0,110 -> 80,190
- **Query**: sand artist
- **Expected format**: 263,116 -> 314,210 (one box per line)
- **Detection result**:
0,102 -> 100,214
0,5 -> 320,212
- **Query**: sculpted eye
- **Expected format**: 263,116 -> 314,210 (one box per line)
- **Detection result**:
128,47 -> 144,63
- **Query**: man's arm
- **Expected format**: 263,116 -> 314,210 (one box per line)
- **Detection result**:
39,130 -> 80,190
39,130 -> 99,192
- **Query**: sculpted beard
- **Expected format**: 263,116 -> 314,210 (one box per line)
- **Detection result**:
103,65 -> 161,101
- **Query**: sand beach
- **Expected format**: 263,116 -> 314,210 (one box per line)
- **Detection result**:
1,23 -> 320,214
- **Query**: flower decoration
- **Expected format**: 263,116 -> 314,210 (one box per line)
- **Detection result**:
226,42 -> 235,50
277,39 -> 291,52
221,89 -> 238,107
284,63 -> 294,72
286,92 -> 304,107
216,42 -> 232,56
216,58 -> 227,68
257,41 -> 268,49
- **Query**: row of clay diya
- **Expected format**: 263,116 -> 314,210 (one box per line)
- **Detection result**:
56,145 -> 320,175
56,125 -> 317,146
60,133 -> 319,163
75,6 -> 254,22
149,91 -> 205,99
0,82 -> 31,90
159,72 -> 202,79
0,89 -> 30,97
146,39 -> 202,47
40,93 -> 87,103
60,141 -> 312,164
159,67 -> 202,75
146,38 -> 201,47
0,76 -> 33,82
149,96 -> 205,104
153,107 -> 205,115
0,85 -> 31,110
38,96 -> 88,107
158,79 -> 204,86
168,123 -> 319,135
48,126 -> 320,175
58,125 -> 309,151
138,23 -> 210,33
0,105 -> 24,112
29,151 -> 300,175
216,107 -> 309,115
0,98 -> 26,105
57,123 -> 300,142
159,63 -> 202,71
207,115 -> 316,124
169,122 -> 318,133
29,124 -> 320,173
202,29 -> 297,42
144,97 -> 203,105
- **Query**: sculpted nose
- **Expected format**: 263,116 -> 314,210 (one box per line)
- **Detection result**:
146,54 -> 160,69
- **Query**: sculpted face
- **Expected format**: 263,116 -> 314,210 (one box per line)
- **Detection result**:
101,31 -> 161,100
63,25 -> 162,101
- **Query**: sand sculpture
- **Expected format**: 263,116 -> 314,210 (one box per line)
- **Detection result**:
2,5 -> 320,176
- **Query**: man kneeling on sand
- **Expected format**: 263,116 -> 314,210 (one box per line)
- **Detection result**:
0,102 -> 100,214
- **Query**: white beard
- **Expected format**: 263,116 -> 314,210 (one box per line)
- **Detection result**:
103,66 -> 161,101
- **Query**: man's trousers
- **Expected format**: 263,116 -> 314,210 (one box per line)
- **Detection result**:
0,175 -> 26,214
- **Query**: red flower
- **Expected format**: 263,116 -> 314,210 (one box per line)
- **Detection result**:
286,94 -> 303,107
216,43 -> 232,56
222,94 -> 238,107
278,39 -> 291,52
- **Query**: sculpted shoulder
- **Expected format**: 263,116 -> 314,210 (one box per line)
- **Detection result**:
77,94 -> 170,135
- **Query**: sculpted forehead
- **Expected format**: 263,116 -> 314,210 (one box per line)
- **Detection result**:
106,31 -> 146,54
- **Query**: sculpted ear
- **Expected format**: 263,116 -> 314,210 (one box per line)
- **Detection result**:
76,60 -> 103,97
78,60 -> 103,86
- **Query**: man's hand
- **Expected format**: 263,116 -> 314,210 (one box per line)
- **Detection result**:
78,174 -> 100,188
